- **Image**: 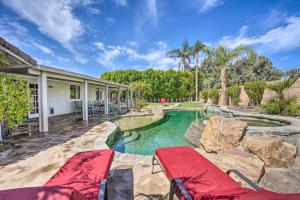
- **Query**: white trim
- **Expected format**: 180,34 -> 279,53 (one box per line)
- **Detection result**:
69,83 -> 81,100
83,80 -> 88,121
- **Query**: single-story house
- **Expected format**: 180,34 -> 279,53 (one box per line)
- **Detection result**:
0,37 -> 130,133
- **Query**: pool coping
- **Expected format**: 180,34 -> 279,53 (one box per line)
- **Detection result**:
219,106 -> 300,136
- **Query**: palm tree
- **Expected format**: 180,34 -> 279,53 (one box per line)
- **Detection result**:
167,40 -> 191,71
207,45 -> 255,105
192,41 -> 207,102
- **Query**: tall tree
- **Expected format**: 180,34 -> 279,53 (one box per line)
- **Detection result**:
167,40 -> 191,71
192,41 -> 207,101
207,45 -> 255,105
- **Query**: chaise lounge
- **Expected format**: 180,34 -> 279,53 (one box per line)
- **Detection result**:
0,149 -> 115,200
152,146 -> 300,200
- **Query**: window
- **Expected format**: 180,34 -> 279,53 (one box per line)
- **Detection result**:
70,85 -> 80,99
96,88 -> 102,101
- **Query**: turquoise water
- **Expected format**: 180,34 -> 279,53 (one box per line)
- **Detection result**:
107,110 -> 207,155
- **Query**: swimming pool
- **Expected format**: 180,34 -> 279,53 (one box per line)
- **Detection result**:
107,110 -> 207,155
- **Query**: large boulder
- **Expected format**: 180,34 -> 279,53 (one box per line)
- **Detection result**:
242,135 -> 296,168
216,148 -> 265,183
184,120 -> 206,147
200,116 -> 248,153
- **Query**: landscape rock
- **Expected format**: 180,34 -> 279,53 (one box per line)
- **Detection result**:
184,120 -> 205,147
259,157 -> 300,193
216,148 -> 265,183
200,116 -> 248,153
174,103 -> 181,107
242,135 -> 296,168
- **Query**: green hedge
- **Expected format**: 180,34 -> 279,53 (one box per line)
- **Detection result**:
201,90 -> 209,103
244,81 -> 266,106
208,88 -> 219,104
226,86 -> 241,105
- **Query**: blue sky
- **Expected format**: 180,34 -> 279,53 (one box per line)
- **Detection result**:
0,0 -> 300,77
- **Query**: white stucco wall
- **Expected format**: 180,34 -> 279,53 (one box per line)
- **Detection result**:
47,80 -> 105,116
16,75 -> 105,117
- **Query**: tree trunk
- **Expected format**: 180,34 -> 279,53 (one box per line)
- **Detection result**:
195,54 -> 199,102
136,91 -> 141,112
0,123 -> 2,143
219,67 -> 227,106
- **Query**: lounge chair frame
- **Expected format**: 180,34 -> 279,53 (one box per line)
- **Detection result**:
152,155 -> 261,200
98,179 -> 108,200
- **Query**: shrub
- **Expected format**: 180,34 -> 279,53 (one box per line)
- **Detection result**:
285,96 -> 300,116
226,86 -> 241,106
0,74 -> 31,142
261,96 -> 300,116
201,90 -> 209,103
208,88 -> 219,104
244,80 -> 266,106
140,99 -> 148,108
261,99 -> 281,114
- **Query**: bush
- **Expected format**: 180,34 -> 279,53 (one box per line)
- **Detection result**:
201,90 -> 209,103
226,86 -> 241,105
244,80 -> 266,106
261,99 -> 281,114
140,99 -> 148,108
208,88 -> 219,104
285,96 -> 300,116
261,96 -> 300,116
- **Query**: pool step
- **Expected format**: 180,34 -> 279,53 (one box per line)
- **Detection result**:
122,130 -> 140,144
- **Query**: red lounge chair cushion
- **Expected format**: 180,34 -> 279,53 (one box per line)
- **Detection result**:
0,186 -> 87,200
239,189 -> 300,200
45,150 -> 114,200
155,146 -> 253,199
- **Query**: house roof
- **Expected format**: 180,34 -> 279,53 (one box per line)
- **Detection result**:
0,37 -> 129,89
0,37 -> 37,66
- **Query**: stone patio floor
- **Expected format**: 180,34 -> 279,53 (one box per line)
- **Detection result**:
0,115 -> 299,199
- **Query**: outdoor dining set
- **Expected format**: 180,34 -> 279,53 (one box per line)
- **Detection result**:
74,100 -> 118,117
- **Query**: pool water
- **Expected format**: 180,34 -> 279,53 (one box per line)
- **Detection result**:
107,110 -> 207,155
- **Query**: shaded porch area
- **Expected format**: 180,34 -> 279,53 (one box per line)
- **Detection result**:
1,113 -> 122,166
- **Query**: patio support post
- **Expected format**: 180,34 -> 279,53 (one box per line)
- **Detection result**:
104,84 -> 109,116
117,87 -> 121,112
130,89 -> 133,108
126,89 -> 129,110
83,80 -> 88,121
39,71 -> 48,133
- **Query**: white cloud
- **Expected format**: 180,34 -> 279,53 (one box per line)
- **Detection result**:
3,0 -> 84,48
127,41 -> 139,47
105,17 -> 116,24
193,0 -> 223,13
134,0 -> 158,38
260,9 -> 287,30
93,41 -> 177,69
115,0 -> 127,6
220,16 -> 300,53
88,7 -> 101,15
93,42 -> 105,50
32,42 -> 54,55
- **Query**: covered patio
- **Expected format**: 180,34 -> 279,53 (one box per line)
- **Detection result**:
0,37 -> 131,134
